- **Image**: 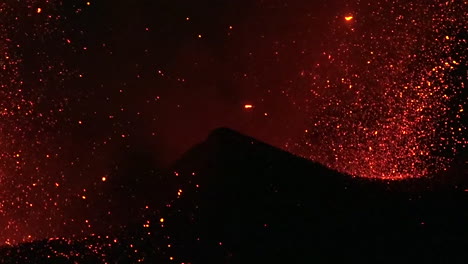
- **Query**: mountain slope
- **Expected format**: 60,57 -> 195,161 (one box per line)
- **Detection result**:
1,127 -> 467,263
167,127 -> 468,263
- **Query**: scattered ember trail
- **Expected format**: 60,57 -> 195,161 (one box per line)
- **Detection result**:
0,0 -> 85,244
291,0 -> 467,179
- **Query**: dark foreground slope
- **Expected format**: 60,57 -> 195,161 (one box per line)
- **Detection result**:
1,128 -> 468,263
167,128 -> 468,263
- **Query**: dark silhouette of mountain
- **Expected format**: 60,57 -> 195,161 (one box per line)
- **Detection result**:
167,127 -> 468,263
1,127 -> 468,263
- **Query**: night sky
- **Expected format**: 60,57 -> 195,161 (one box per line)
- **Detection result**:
0,0 -> 466,248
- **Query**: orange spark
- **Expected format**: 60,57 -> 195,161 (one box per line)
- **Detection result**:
244,104 -> 253,109
345,16 -> 354,21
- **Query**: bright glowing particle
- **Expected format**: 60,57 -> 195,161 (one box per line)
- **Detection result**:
101,176 -> 107,182
344,15 -> 354,21
37,8 -> 42,13
244,104 -> 253,109
160,218 -> 165,223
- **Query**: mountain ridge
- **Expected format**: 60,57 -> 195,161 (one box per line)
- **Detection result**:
1,127 -> 468,263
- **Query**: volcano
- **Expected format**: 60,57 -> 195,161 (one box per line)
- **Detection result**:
1,128 -> 468,263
